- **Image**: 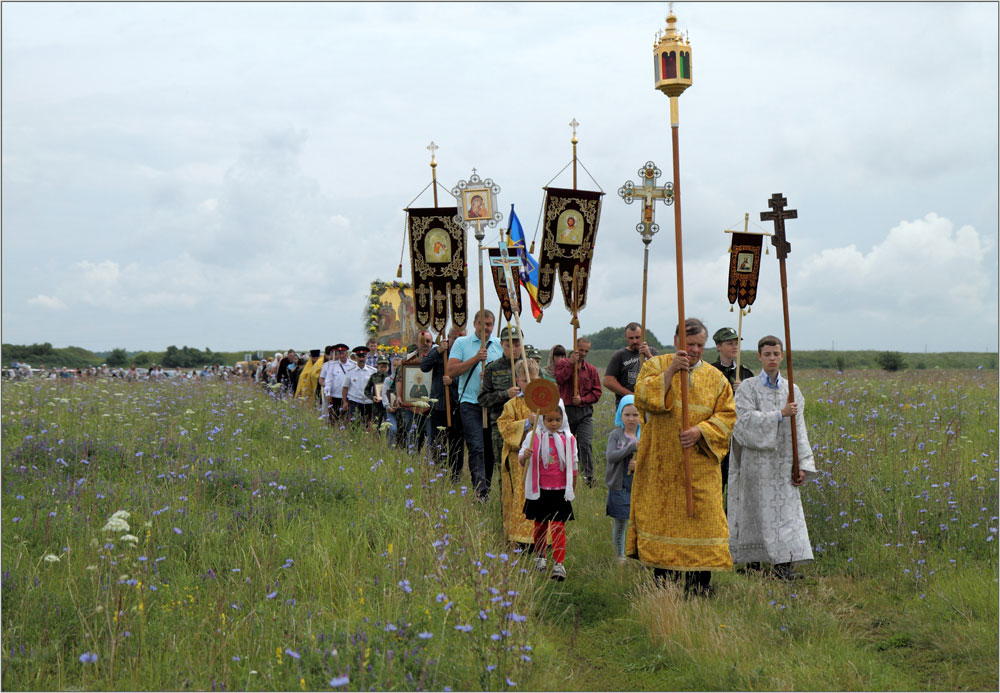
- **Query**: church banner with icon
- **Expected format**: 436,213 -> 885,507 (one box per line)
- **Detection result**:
727,232 -> 764,309
406,206 -> 468,333
537,187 -> 603,312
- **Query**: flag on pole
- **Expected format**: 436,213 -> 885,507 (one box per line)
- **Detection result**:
507,205 -> 543,321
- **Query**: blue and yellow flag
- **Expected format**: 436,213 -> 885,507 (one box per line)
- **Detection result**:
507,205 -> 543,321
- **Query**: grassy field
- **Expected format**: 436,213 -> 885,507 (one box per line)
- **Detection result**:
2,369 -> 997,690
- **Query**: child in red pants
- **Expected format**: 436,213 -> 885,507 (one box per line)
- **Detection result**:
519,401 -> 578,581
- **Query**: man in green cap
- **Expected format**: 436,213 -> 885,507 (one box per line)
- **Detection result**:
479,325 -> 525,478
710,326 -> 755,509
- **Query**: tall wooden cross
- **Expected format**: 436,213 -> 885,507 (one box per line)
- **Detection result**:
618,161 -> 674,242
759,192 -> 801,485
760,193 -> 796,259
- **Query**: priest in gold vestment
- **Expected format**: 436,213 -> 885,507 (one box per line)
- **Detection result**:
497,359 -> 544,547
626,318 -> 736,596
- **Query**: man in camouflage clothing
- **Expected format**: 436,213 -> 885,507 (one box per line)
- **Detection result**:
478,325 -> 525,473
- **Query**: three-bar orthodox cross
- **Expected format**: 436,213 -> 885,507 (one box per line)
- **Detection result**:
759,192 -> 801,485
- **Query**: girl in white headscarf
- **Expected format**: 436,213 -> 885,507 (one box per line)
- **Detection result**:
518,400 -> 578,581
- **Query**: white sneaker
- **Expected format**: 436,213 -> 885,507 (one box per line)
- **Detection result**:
551,563 -> 567,581
533,556 -> 547,572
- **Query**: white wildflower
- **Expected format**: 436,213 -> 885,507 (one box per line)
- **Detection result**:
103,510 -> 131,533
44,554 -> 60,563
120,534 -> 139,545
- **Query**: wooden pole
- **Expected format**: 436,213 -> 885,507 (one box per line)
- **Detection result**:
571,266 -> 580,401
779,258 -> 800,484
736,306 -> 744,377
640,243 -> 650,365
440,325 -> 452,427
477,225 -> 487,429
670,95 -> 695,518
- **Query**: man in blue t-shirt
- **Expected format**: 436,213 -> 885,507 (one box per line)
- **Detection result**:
448,309 -> 503,501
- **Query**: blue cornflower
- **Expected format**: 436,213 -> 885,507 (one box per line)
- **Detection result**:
266,590 -> 278,599
329,675 -> 350,687
173,527 -> 183,534
454,624 -> 473,632
417,632 -> 433,639
78,652 -> 98,663
284,648 -> 300,659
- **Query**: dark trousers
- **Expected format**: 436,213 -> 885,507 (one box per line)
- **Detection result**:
395,409 -> 431,452
431,407 -> 465,482
329,397 -> 345,424
460,402 -> 495,498
348,401 -> 372,427
565,405 -> 595,481
654,568 -> 712,594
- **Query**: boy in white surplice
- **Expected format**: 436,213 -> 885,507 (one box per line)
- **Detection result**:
729,335 -> 817,580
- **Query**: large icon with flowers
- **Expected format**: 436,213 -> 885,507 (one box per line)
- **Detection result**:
365,280 -> 418,348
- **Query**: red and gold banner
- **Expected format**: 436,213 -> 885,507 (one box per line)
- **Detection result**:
407,207 -> 468,332
727,232 -> 764,309
536,187 -> 603,312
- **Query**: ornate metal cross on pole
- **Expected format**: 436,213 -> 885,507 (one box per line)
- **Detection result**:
760,192 -> 802,485
618,161 -> 674,366
489,242 -> 532,384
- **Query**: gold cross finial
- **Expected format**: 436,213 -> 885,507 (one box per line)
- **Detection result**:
569,118 -> 579,145
427,140 -> 438,165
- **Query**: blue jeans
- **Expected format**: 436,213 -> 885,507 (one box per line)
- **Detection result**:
460,402 -> 494,497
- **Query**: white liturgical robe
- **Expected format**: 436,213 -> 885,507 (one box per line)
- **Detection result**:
729,373 -> 817,566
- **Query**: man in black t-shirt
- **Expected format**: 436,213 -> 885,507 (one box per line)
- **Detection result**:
602,322 -> 657,407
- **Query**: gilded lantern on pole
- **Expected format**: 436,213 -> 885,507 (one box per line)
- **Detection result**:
653,11 -> 692,98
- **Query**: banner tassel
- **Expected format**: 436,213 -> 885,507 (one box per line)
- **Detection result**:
396,263 -> 403,278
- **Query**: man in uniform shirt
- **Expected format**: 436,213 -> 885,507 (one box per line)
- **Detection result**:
448,310 -> 503,501
603,322 -> 657,407
479,326 -> 524,485
710,326 -> 755,508
342,346 -> 375,425
324,344 -> 352,423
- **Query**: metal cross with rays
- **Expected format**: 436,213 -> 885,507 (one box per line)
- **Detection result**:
426,140 -> 438,162
569,118 -> 579,138
618,161 -> 674,244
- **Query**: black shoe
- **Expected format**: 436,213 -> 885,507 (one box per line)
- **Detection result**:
772,562 -> 803,581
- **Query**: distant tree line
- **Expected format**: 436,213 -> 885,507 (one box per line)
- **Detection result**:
582,326 -> 666,351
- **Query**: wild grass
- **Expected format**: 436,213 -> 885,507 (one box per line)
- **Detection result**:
2,369 -> 997,690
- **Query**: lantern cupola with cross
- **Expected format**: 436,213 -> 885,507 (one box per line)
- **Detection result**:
653,11 -> 692,97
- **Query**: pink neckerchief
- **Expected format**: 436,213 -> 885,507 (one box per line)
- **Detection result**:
528,430 -> 573,499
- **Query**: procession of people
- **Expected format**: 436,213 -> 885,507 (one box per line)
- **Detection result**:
257,316 -> 814,595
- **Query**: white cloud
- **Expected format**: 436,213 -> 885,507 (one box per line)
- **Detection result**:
795,213 -> 993,318
27,294 -> 67,310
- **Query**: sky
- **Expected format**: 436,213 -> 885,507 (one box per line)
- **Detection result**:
2,1 -> 997,354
